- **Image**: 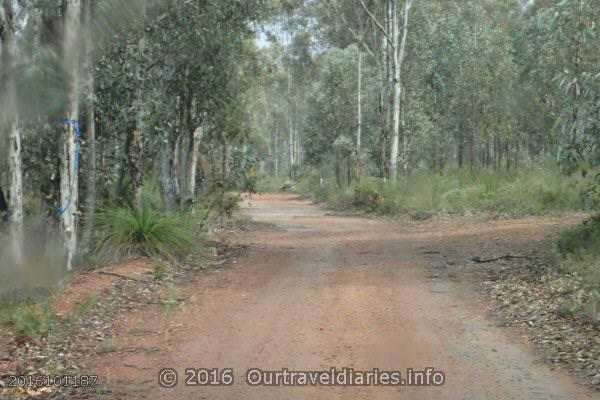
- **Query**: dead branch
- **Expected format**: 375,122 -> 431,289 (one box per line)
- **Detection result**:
470,254 -> 529,263
97,270 -> 151,283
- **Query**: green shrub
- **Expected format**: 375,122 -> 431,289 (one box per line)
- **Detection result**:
326,188 -> 354,210
256,175 -> 288,192
3,301 -> 52,339
296,166 -> 585,217
557,219 -> 600,256
93,203 -> 196,263
554,219 -> 600,322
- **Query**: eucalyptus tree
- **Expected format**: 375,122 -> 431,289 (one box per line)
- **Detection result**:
0,0 -> 24,264
304,46 -> 364,181
359,0 -> 415,180
536,0 -> 600,203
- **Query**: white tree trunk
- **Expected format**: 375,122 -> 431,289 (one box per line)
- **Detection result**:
2,0 -> 24,264
61,0 -> 82,270
288,119 -> 295,170
287,68 -> 296,172
8,120 -> 23,265
389,0 -> 401,180
8,118 -> 23,265
185,126 -> 204,203
356,47 -> 363,179
294,122 -> 300,168
274,128 -> 279,177
390,0 -> 413,180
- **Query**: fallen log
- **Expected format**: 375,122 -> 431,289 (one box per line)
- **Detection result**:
470,254 -> 528,263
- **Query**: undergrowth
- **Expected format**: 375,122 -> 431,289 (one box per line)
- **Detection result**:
297,167 -> 585,217
256,175 -> 289,193
554,219 -> 600,323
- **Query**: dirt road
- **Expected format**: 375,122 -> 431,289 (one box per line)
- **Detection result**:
94,194 -> 595,399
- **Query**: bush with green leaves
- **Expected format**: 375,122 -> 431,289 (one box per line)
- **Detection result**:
93,203 -> 196,263
0,301 -> 52,340
558,218 -> 600,256
256,175 -> 289,193
297,166 -> 585,217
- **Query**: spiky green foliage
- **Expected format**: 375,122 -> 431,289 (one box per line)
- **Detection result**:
93,203 -> 196,263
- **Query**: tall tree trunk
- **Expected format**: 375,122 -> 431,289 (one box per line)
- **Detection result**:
389,0 -> 401,180
60,0 -> 82,270
335,151 -> 341,187
1,0 -> 23,264
390,0 -> 413,181
400,83 -> 410,178
356,47 -> 362,180
128,4 -> 147,210
183,126 -> 204,206
505,142 -> 510,172
126,125 -> 144,208
221,137 -> 228,183
81,0 -> 96,251
361,0 -> 413,180
377,61 -> 390,179
287,68 -> 296,175
159,145 -> 177,210
347,156 -> 352,186
457,127 -> 464,168
0,185 -> 7,222
7,114 -> 23,264
468,130 -> 475,171
274,127 -> 279,177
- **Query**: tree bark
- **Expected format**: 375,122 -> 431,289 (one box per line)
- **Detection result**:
159,144 -> 177,210
128,3 -> 147,210
274,127 -> 279,177
287,68 -> 296,175
221,137 -> 228,183
126,126 -> 144,208
390,0 -> 414,180
0,185 -> 7,222
60,0 -> 82,270
389,0 -> 401,180
356,47 -> 362,180
81,0 -> 96,252
182,126 -> 204,206
1,0 -> 24,264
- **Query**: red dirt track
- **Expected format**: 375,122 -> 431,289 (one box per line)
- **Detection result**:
89,193 -> 595,399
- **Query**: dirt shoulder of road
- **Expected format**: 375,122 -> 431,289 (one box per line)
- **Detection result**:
413,213 -> 600,390
0,226 -> 256,400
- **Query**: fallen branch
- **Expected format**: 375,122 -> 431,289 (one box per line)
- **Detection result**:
97,271 -> 151,283
470,254 -> 528,263
119,295 -> 169,306
120,295 -> 186,306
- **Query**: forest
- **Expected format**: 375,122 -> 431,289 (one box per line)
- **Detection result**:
1,0 -> 600,399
